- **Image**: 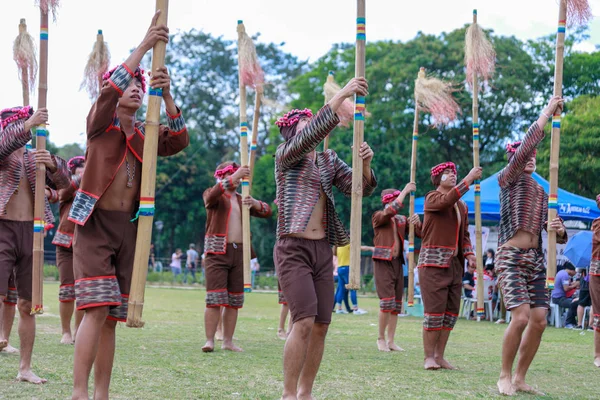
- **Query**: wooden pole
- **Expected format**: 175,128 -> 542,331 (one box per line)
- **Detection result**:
97,30 -> 105,92
323,71 -> 334,151
407,68 -> 422,307
237,20 -> 252,293
126,0 -> 169,328
546,1 -> 566,290
248,85 -> 262,194
18,19 -> 31,107
347,0 -> 366,290
31,8 -> 49,315
471,10 -> 485,321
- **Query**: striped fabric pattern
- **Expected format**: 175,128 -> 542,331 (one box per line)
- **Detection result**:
379,296 -> 395,312
107,294 -> 129,322
203,235 -> 228,255
423,313 -> 444,331
3,286 -> 18,305
206,289 -> 229,307
75,276 -> 121,310
590,260 -> 600,276
275,105 -> 377,246
418,246 -> 455,268
443,312 -> 458,330
228,292 -> 244,309
59,284 -> 76,302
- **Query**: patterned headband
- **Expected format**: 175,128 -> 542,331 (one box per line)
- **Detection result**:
506,141 -> 537,156
103,65 -> 147,93
275,108 -> 313,128
214,164 -> 239,179
67,156 -> 85,171
382,190 -> 401,204
0,106 -> 33,130
431,162 -> 456,177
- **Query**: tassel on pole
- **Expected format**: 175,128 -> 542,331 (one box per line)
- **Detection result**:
13,18 -> 37,107
81,29 -> 110,101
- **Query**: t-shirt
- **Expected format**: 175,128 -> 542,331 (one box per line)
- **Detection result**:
170,253 -> 181,269
337,244 -> 350,267
250,258 -> 259,272
463,271 -> 475,298
187,249 -> 199,265
551,269 -> 571,299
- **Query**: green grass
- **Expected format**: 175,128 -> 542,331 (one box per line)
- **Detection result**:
0,282 -> 597,399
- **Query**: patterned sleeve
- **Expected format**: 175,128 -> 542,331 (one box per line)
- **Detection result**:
331,150 -> 377,197
275,105 -> 340,170
46,187 -> 59,204
250,200 -> 272,219
424,180 -> 469,212
498,122 -> 545,188
462,203 -> 474,256
157,107 -> 190,157
0,120 -> 32,163
46,155 -> 71,190
87,64 -> 133,140
59,174 -> 81,202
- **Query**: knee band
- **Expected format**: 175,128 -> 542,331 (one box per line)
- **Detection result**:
380,297 -> 395,312
392,300 -> 402,315
59,284 -> 76,303
206,289 -> 229,307
227,292 -> 244,309
443,312 -> 458,330
423,313 -> 444,331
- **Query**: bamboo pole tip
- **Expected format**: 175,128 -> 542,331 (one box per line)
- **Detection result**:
418,67 -> 426,79
237,20 -> 245,33
97,29 -> 103,35
19,18 -> 26,25
126,320 -> 145,328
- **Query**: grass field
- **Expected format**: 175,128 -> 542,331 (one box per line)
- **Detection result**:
0,282 -> 597,399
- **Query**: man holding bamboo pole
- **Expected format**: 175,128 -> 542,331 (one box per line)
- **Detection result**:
201,161 -> 272,353
0,105 -> 69,384
273,77 -> 375,400
418,162 -> 480,371
70,12 -> 188,399
495,96 -> 567,396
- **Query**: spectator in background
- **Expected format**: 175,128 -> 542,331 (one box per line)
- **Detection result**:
484,249 -> 495,269
251,257 -> 260,290
551,261 -> 579,328
333,244 -> 367,315
170,248 -> 183,280
148,243 -> 156,272
463,264 -> 476,299
184,244 -> 199,284
572,269 -> 591,329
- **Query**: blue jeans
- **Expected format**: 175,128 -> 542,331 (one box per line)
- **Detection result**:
335,266 -> 357,311
183,264 -> 196,283
251,270 -> 256,289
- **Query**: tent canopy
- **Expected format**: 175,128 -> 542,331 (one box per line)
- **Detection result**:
414,171 -> 600,222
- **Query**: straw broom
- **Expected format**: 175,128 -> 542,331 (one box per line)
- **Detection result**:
81,29 -> 110,101
546,0 -> 592,289
31,0 -> 59,315
322,71 -> 355,151
347,0 -> 367,290
465,9 -> 495,320
237,20 -> 264,292
407,67 -> 460,306
13,18 -> 37,107
126,0 -> 169,328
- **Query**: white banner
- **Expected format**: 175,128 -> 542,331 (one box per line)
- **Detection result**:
468,225 -> 490,256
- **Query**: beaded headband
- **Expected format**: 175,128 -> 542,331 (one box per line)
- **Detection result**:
103,65 -> 147,93
431,162 -> 456,177
506,141 -> 536,158
0,106 -> 33,130
275,108 -> 313,128
214,163 -> 239,179
382,190 -> 401,204
67,156 -> 85,173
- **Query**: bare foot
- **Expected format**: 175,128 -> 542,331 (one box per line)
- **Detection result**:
387,342 -> 405,352
513,380 -> 544,396
497,376 -> 516,396
424,357 -> 440,370
377,339 -> 390,352
60,333 -> 74,345
436,358 -> 458,370
277,329 -> 288,341
0,339 -> 7,351
297,393 -> 316,400
16,370 -> 47,384
1,344 -> 19,354
215,330 -> 224,341
202,340 -> 214,353
222,342 -> 244,352
594,357 -> 600,368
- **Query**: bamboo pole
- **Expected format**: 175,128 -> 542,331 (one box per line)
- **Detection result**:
237,20 -> 252,293
248,85 -> 262,194
347,0 -> 366,290
31,8 -> 49,315
323,71 -> 334,151
546,1 -> 566,289
126,0 -> 169,328
407,69 -> 422,307
18,19 -> 31,107
471,10 -> 485,320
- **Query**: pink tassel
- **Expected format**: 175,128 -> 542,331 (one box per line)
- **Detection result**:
36,0 -> 60,19
566,0 -> 593,27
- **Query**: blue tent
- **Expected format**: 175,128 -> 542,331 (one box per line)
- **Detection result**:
414,171 -> 600,222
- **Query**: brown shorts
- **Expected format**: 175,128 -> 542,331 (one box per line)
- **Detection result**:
3,272 -> 18,305
496,246 -> 548,311
204,244 -> 244,309
57,246 -> 75,303
0,220 -> 33,302
590,274 -> 600,332
419,257 -> 462,331
278,280 -> 287,305
274,237 -> 333,325
374,258 -> 403,314
73,209 -> 137,322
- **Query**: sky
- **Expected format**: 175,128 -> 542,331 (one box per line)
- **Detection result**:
2,0 -> 600,148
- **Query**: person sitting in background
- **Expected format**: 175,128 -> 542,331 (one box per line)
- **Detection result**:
572,269 -> 591,329
551,261 -> 579,328
463,264 -> 476,299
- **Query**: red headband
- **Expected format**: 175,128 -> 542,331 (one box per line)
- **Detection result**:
0,106 -> 33,130
103,65 -> 147,93
214,164 -> 239,179
67,156 -> 85,172
506,141 -> 536,156
382,191 -> 401,204
275,108 -> 313,127
431,162 -> 456,177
